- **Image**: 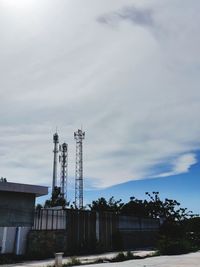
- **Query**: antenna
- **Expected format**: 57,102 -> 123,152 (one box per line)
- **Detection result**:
52,132 -> 59,194
74,129 -> 85,209
60,143 -> 68,201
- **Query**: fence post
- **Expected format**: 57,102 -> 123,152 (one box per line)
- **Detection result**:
55,252 -> 64,267
96,212 -> 100,242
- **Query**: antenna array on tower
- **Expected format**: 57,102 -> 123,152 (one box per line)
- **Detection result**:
59,143 -> 68,200
51,128 -> 85,208
74,129 -> 85,209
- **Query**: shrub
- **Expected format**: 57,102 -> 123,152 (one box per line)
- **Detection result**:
126,251 -> 133,259
158,237 -> 195,255
0,254 -> 23,265
63,256 -> 81,266
111,252 -> 126,262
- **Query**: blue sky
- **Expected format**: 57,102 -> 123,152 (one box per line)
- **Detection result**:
39,151 -> 200,214
1,0 -> 200,213
83,166 -> 200,214
71,152 -> 200,213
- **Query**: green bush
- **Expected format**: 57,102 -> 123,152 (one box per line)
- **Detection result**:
126,251 -> 134,259
112,252 -> 126,262
0,254 -> 15,264
186,232 -> 200,247
0,254 -> 23,265
158,237 -> 195,255
63,256 -> 81,266
93,258 -> 105,264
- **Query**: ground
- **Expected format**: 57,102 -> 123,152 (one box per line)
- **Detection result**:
2,251 -> 200,267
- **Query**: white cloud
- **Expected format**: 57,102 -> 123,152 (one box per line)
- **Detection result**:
0,0 -> 200,189
174,154 -> 197,173
156,153 -> 197,178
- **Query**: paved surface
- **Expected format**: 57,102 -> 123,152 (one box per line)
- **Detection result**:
1,251 -> 154,267
2,251 -> 200,267
82,251 -> 200,267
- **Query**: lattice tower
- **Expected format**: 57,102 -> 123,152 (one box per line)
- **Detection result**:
59,143 -> 68,200
74,129 -> 85,209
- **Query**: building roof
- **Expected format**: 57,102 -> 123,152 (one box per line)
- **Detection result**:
0,181 -> 48,197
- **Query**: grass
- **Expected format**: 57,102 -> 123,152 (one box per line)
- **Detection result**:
63,256 -> 81,266
0,251 -> 158,266
46,252 -> 148,266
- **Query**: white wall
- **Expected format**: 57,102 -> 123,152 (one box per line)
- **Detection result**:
0,227 -> 31,255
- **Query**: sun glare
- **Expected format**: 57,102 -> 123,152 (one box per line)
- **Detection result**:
3,0 -> 35,9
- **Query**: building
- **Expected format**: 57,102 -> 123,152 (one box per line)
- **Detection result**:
0,181 -> 48,255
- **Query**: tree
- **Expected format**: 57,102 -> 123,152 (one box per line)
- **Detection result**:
44,186 -> 67,208
121,196 -> 149,217
88,192 -> 194,222
35,203 -> 43,210
144,192 -> 193,221
88,197 -> 124,212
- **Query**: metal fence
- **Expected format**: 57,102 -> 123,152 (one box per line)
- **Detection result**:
33,209 -> 66,230
32,209 -> 160,251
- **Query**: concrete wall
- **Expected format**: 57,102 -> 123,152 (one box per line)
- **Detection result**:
118,216 -> 160,249
120,230 -> 159,249
0,227 -> 31,255
0,228 -> 4,253
0,192 -> 35,227
119,216 -> 160,230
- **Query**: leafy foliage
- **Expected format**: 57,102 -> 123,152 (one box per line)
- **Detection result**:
63,256 -> 81,266
44,186 -> 67,208
157,237 -> 196,255
88,192 -> 194,222
88,192 -> 200,255
111,252 -> 126,262
88,196 -> 124,212
35,204 -> 43,210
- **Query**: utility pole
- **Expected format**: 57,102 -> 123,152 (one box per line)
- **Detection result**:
74,129 -> 85,209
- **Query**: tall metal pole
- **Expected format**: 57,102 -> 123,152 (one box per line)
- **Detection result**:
74,129 -> 85,209
52,132 -> 59,194
60,143 -> 68,201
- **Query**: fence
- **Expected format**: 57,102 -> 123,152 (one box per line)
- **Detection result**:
32,209 -> 119,251
33,209 -> 66,230
27,208 -> 160,256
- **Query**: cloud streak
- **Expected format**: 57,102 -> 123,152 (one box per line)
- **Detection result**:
0,0 -> 200,189
97,5 -> 154,27
156,154 -> 197,178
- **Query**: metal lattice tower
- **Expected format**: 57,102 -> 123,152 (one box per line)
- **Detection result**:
74,129 -> 85,209
52,132 -> 59,194
59,143 -> 68,201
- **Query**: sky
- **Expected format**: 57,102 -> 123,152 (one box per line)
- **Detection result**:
0,0 -> 200,212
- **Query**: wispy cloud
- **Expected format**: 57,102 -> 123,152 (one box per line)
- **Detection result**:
0,0 -> 200,189
156,154 -> 197,178
97,5 -> 154,27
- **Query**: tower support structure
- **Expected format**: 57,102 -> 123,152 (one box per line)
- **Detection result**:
52,132 -> 59,194
59,143 -> 68,201
74,129 -> 85,209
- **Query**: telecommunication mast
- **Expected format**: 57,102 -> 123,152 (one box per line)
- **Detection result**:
74,129 -> 85,209
52,132 -> 59,194
59,143 -> 68,200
